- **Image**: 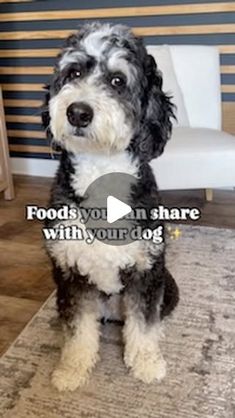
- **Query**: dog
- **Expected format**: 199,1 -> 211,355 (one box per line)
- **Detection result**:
42,22 -> 179,392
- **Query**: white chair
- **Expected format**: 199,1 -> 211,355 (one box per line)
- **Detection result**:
148,45 -> 235,200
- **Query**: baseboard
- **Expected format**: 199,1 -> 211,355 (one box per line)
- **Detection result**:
11,157 -> 58,177
10,158 -> 235,191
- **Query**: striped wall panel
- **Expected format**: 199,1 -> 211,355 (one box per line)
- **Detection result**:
0,0 -> 235,159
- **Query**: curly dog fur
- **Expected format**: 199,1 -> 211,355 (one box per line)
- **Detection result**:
42,22 -> 179,392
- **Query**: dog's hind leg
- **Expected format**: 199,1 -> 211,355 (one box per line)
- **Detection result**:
122,256 -> 167,384
51,265 -> 100,392
160,268 -> 179,319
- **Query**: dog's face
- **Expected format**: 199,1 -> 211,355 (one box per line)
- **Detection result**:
43,23 -> 174,161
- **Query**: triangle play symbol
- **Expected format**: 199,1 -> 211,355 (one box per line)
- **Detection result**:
107,195 -> 132,224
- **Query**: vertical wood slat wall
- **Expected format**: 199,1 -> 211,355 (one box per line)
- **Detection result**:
0,0 -> 235,159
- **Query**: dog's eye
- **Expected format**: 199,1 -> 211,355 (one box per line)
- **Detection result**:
68,69 -> 82,80
110,76 -> 126,89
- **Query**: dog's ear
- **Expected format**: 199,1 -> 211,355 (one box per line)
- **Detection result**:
41,86 -> 62,152
65,33 -> 80,48
41,86 -> 51,134
141,54 -> 175,160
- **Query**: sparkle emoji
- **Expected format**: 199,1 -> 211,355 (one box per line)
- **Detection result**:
167,226 -> 182,240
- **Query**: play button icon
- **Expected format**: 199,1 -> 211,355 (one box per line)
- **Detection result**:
81,172 -> 137,246
107,196 -> 132,224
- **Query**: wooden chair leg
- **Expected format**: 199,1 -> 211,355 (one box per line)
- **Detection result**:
0,86 -> 14,200
4,182 -> 14,200
205,188 -> 213,202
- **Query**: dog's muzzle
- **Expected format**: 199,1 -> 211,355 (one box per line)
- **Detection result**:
66,102 -> 94,128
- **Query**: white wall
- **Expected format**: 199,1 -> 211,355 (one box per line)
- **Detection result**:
11,158 -> 58,177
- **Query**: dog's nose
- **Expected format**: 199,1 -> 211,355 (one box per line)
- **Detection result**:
66,102 -> 93,128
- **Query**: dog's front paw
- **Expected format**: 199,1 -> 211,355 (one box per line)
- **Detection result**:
51,345 -> 99,392
51,364 -> 89,392
124,347 -> 166,384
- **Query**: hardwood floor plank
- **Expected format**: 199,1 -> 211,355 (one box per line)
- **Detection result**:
0,295 -> 41,355
161,189 -> 235,229
0,240 -> 48,266
0,266 -> 53,301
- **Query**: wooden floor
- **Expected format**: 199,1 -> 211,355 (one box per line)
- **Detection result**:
0,175 -> 235,356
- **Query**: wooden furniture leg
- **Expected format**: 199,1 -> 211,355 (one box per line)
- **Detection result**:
0,86 -> 14,200
205,188 -> 213,202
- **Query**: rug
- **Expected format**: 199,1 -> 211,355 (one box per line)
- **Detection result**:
0,225 -> 235,418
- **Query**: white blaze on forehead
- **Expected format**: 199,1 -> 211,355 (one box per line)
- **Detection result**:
59,50 -> 85,70
81,25 -> 113,59
107,49 -> 137,84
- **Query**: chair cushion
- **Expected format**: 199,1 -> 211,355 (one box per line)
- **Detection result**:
147,45 -> 190,128
151,127 -> 235,189
169,45 -> 221,130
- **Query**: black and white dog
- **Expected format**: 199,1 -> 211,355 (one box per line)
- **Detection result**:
42,22 -> 179,392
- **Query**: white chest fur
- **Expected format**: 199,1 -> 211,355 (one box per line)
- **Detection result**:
47,152 -> 154,294
70,151 -> 139,196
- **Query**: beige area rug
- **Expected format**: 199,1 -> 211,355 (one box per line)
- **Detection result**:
0,225 -> 235,418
